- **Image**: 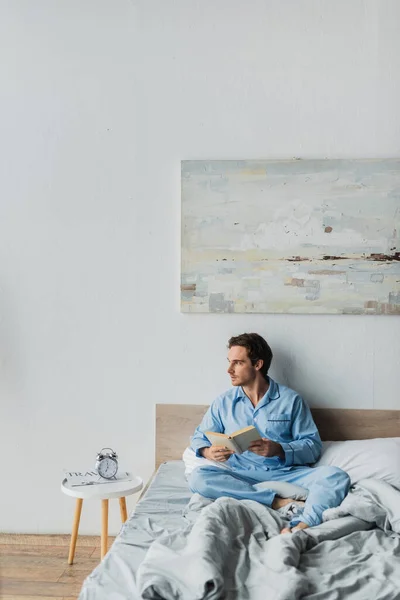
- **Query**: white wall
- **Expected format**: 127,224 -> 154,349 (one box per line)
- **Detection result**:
1,0 -> 399,534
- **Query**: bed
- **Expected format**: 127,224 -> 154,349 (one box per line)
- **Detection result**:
79,405 -> 400,600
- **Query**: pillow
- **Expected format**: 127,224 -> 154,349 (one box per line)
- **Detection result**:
182,448 -> 308,499
314,438 -> 400,491
182,447 -> 232,477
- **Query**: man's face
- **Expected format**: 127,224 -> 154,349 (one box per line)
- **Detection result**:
227,345 -> 259,386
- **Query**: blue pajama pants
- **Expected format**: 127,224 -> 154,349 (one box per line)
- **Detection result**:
188,464 -> 350,527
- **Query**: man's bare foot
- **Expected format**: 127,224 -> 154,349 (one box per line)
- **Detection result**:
280,522 -> 310,534
280,527 -> 292,534
272,497 -> 305,511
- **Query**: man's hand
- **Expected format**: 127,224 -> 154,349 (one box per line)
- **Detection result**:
201,446 -> 233,462
248,438 -> 285,459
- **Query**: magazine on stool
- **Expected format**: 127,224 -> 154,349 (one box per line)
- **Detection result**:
63,470 -> 133,487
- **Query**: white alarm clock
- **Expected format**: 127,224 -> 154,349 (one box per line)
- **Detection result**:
95,448 -> 118,479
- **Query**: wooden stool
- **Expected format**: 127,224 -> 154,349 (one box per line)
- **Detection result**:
61,474 -> 143,564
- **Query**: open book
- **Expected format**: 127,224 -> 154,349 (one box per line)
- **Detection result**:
205,426 -> 262,454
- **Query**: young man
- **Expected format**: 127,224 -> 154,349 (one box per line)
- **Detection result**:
189,333 -> 350,533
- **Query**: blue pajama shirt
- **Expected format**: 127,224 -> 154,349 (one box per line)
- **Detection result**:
189,378 -> 350,527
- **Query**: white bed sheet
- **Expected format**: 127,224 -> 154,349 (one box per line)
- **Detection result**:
79,461 -> 191,600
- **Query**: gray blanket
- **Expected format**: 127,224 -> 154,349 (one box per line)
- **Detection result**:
137,479 -> 400,600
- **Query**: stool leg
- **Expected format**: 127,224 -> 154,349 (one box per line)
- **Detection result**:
119,497 -> 128,523
101,499 -> 109,560
68,498 -> 83,565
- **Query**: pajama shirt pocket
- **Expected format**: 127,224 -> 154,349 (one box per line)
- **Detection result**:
267,414 -> 291,438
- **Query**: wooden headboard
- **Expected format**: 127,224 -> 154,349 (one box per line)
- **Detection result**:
155,404 -> 400,467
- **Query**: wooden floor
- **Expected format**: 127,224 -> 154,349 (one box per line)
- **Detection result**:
0,534 -> 115,599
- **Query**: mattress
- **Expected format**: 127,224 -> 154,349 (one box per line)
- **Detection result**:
78,460 -> 191,600
79,461 -> 400,600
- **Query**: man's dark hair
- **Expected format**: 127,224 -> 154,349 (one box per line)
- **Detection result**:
228,333 -> 273,379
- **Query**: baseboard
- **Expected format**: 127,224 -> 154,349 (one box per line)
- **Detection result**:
0,533 -> 115,546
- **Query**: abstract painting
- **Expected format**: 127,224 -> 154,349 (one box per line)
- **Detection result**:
181,159 -> 400,314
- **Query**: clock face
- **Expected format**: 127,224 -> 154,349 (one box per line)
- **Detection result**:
98,457 -> 118,479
